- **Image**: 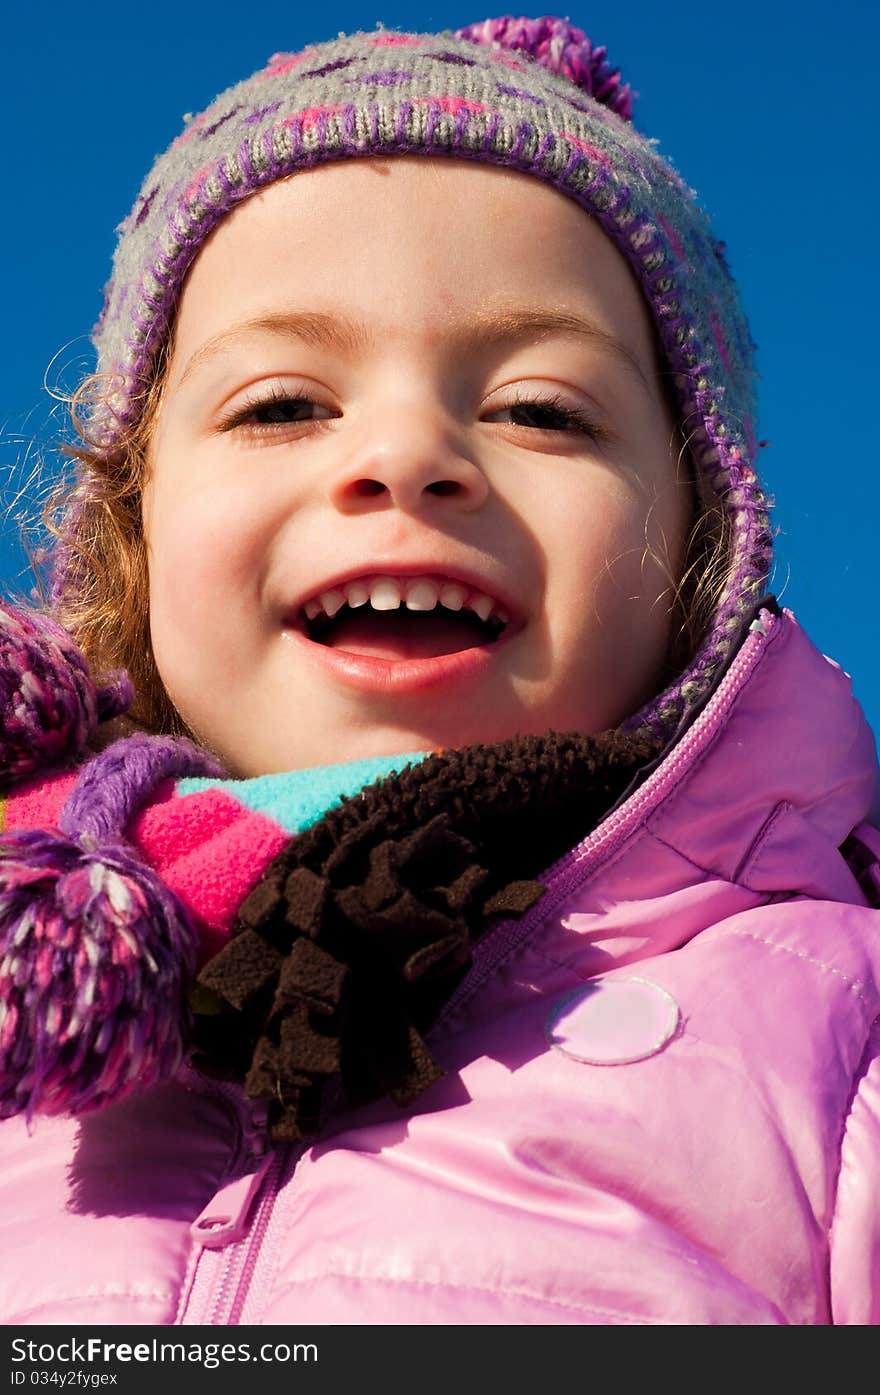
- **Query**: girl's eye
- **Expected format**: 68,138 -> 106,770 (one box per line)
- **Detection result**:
217,389 -> 333,434
248,396 -> 316,425
217,386 -> 607,443
489,390 -> 607,442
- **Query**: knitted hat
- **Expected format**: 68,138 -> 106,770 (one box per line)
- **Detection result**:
57,14 -> 772,741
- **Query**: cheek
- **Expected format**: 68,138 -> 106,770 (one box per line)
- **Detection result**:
143,477 -> 264,684
146,466 -> 260,593
549,471 -> 688,668
550,474 -> 659,590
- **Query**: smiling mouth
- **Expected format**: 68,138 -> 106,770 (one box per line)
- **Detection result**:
307,604 -> 505,660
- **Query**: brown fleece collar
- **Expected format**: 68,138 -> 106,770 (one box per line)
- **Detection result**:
191,728 -> 661,1142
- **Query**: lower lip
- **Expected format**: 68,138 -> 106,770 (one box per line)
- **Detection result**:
281,625 -> 515,696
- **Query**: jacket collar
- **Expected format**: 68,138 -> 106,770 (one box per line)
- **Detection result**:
648,608 -> 878,897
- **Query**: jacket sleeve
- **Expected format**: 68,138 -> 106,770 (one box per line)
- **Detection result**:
829,1012 -> 880,1322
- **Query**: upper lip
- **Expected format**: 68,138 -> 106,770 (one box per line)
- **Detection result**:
284,560 -> 525,630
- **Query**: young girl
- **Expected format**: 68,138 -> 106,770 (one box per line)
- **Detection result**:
0,14 -> 878,1326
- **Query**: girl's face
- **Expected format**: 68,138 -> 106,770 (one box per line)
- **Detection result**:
143,157 -> 690,775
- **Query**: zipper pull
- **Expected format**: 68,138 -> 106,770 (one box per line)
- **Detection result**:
190,1154 -> 274,1249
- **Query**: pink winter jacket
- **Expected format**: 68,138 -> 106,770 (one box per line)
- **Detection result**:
0,607 -> 878,1326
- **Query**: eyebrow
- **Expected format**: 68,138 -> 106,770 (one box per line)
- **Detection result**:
177,306 -> 649,389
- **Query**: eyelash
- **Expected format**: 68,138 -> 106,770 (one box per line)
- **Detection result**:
503,389 -> 607,441
217,384 -> 608,442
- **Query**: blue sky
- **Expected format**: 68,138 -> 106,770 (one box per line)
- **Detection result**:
2,1 -> 878,734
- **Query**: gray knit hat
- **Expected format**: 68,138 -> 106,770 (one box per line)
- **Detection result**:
57,14 -> 772,741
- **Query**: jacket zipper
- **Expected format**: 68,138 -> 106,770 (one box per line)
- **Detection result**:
177,1075 -> 280,1327
184,1143 -> 312,1325
222,1146 -> 303,1325
181,613 -> 776,1323
432,614 -> 777,1032
189,1151 -> 283,1325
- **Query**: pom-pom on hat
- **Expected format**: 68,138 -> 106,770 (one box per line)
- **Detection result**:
59,14 -> 772,741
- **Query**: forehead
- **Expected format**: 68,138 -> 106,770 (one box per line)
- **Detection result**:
169,155 -> 658,374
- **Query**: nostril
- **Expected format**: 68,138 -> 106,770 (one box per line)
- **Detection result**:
347,479 -> 463,498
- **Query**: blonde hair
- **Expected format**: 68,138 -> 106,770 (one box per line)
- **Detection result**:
41,333 -> 190,741
42,350 -> 730,740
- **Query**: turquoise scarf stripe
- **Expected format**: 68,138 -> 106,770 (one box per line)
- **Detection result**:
176,749 -> 433,836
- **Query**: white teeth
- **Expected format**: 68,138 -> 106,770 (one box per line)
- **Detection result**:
405,579 -> 440,611
344,580 -> 370,608
469,593 -> 494,623
303,574 -> 512,627
369,577 -> 403,611
317,588 -> 346,619
438,582 -> 467,612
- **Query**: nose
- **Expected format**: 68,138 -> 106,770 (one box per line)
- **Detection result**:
326,403 -> 490,515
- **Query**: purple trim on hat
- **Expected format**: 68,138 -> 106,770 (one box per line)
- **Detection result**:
425,102 -> 441,144
286,117 -> 304,161
260,126 -> 280,177
395,101 -> 414,142
497,84 -> 546,104
244,101 -> 283,125
559,144 -> 584,182
134,186 -> 159,228
201,106 -> 242,139
533,131 -> 557,167
241,132 -> 262,182
354,71 -> 415,85
161,180 -> 181,216
341,103 -> 357,151
302,57 -> 358,78
508,120 -> 533,160
427,51 -> 478,66
482,111 -> 501,152
129,298 -> 153,339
